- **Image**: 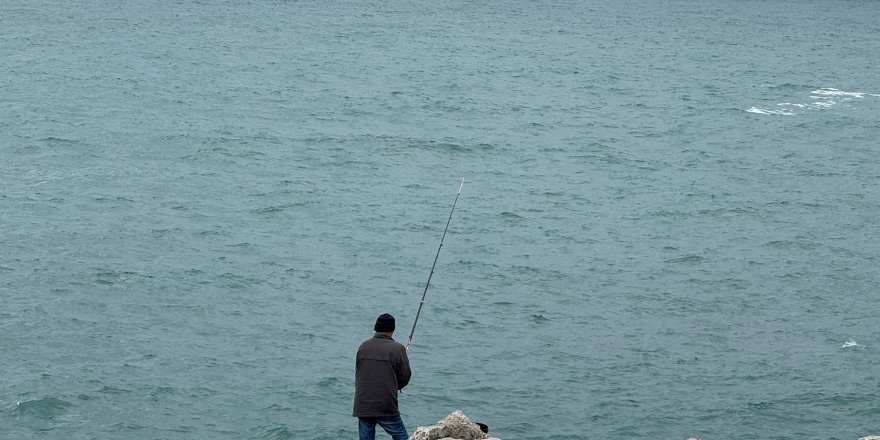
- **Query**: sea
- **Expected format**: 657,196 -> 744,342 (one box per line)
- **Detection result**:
2,0 -> 878,439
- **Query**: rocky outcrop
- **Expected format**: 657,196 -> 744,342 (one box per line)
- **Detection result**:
409,410 -> 499,440
685,435 -> 879,439
409,416 -> 877,440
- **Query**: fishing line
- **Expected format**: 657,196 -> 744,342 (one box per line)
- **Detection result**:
405,178 -> 464,351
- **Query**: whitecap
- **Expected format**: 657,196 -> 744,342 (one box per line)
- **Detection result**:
746,106 -> 795,116
841,337 -> 863,348
811,88 -> 866,98
750,87 -> 878,115
811,100 -> 836,108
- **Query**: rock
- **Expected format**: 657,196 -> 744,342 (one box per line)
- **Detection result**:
409,410 -> 500,440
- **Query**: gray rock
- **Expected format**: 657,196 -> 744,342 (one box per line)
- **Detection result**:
409,410 -> 500,440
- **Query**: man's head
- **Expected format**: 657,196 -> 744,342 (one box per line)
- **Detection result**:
374,313 -> 395,334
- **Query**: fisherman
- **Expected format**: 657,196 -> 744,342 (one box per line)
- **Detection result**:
353,313 -> 412,440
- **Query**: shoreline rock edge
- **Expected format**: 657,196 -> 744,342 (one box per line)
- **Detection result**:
410,410 -> 500,440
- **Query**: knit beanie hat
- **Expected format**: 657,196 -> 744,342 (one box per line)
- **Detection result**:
374,313 -> 395,332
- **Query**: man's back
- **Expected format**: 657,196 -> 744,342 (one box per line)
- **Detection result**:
354,314 -> 412,440
353,333 -> 411,417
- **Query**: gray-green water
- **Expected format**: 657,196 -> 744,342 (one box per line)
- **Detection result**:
2,1 -> 879,439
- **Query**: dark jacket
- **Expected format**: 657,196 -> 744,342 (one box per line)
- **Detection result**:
352,333 -> 411,417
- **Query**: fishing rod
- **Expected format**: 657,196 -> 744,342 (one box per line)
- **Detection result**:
405,178 -> 464,351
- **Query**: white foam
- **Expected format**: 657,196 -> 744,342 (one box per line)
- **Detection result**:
841,337 -> 863,348
811,100 -> 835,108
749,87 -> 877,115
811,88 -> 866,98
747,106 -> 796,116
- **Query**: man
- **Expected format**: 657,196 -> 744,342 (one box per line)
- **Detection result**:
353,313 -> 412,440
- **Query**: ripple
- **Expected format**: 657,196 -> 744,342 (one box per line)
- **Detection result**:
665,254 -> 705,264
109,423 -> 148,434
530,313 -> 550,323
14,397 -> 73,419
255,425 -> 296,440
499,211 -> 524,221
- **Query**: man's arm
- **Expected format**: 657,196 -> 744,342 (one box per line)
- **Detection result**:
395,347 -> 412,390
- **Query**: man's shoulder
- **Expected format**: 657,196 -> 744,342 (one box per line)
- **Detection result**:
357,335 -> 406,353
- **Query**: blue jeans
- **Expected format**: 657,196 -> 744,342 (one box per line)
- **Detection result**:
358,415 -> 408,440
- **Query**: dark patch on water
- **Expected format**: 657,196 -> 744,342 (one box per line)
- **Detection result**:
316,376 -> 341,388
530,313 -> 550,323
98,386 -> 131,395
110,422 -> 147,432
14,397 -> 73,419
665,254 -> 706,264
255,425 -> 296,440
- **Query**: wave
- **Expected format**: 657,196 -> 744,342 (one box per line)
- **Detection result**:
747,106 -> 796,116
255,425 -> 296,440
811,88 -> 868,98
664,254 -> 705,264
14,397 -> 73,419
841,337 -> 865,349
748,87 -> 878,115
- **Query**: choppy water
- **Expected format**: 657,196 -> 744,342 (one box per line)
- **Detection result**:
2,1 -> 879,439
